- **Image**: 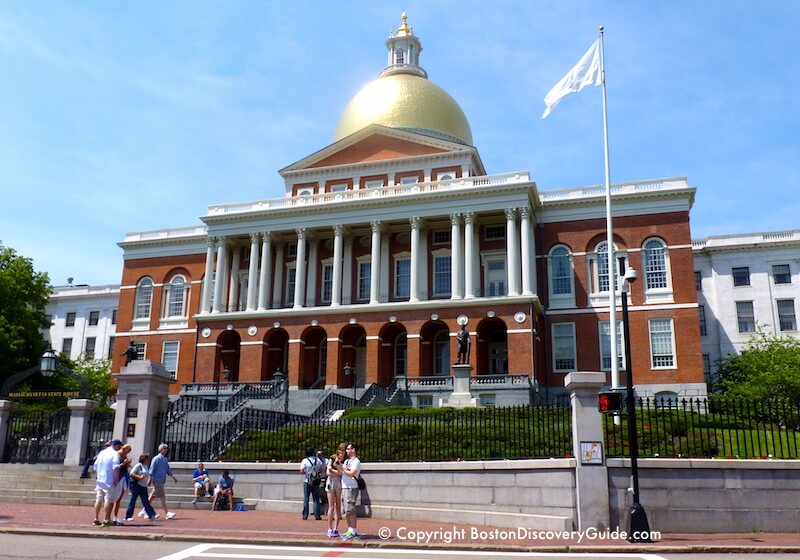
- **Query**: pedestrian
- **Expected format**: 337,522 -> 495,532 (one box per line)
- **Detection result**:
340,442 -> 362,540
192,461 -> 213,505
141,442 -> 178,520
111,443 -> 132,525
325,442 -> 346,537
91,438 -> 122,527
80,440 -> 107,479
299,446 -> 324,520
124,453 -> 157,521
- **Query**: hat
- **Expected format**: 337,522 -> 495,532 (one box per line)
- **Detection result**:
316,450 -> 324,455
111,439 -> 123,446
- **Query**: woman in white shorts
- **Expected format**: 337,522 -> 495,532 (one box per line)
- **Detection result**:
325,443 -> 346,537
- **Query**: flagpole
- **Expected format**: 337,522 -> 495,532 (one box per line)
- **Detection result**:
598,26 -> 620,393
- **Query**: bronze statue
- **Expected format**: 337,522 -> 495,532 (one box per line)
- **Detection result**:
455,324 -> 471,365
122,342 -> 138,365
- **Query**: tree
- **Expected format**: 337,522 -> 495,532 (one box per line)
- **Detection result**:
0,245 -> 51,388
715,330 -> 800,401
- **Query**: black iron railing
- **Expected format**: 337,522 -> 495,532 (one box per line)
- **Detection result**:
604,397 -> 800,459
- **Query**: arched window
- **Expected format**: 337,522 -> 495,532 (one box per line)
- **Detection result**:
596,241 -> 612,293
164,274 -> 189,318
134,278 -> 153,320
643,238 -> 669,290
433,330 -> 450,375
395,48 -> 405,64
549,245 -> 573,296
394,333 -> 407,377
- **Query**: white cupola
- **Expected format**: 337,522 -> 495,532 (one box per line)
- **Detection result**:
380,13 -> 427,79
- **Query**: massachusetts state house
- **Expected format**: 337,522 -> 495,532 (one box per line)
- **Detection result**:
112,16 -> 705,406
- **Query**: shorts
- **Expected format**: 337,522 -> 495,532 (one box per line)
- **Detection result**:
326,476 -> 342,494
150,481 -> 166,500
95,484 -> 121,504
341,487 -> 359,515
194,481 -> 208,488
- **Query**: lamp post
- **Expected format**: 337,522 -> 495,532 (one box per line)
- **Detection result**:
215,367 -> 230,411
620,263 -> 651,542
343,363 -> 356,405
273,368 -> 289,422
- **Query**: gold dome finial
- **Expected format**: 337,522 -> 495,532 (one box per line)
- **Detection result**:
396,12 -> 412,37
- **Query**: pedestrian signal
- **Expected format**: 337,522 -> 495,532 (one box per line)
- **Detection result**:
598,391 -> 623,413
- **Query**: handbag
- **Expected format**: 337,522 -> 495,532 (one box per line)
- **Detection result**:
356,475 -> 366,490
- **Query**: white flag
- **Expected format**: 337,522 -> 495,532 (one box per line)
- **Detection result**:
541,40 -> 602,119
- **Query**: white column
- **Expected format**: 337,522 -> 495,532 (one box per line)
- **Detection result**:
342,235 -> 353,305
293,229 -> 307,309
409,217 -> 420,302
305,238 -> 318,307
228,245 -> 241,311
201,237 -> 216,313
257,232 -> 272,311
520,206 -> 534,296
331,225 -> 344,306
272,242 -> 284,308
380,232 -> 390,303
464,212 -> 476,299
505,208 -> 521,296
419,225 -> 428,300
450,213 -> 462,299
369,221 -> 382,304
246,233 -> 260,311
211,237 -> 227,314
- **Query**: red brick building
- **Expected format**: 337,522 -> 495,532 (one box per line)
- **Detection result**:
112,16 -> 704,405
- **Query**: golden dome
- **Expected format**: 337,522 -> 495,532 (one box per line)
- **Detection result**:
333,73 -> 473,146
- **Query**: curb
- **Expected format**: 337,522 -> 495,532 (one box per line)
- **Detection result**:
3,527 -> 800,554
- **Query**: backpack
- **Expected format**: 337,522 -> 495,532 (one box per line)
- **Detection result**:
305,457 -> 320,484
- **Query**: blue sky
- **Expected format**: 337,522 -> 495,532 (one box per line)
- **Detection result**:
1,1 -> 798,286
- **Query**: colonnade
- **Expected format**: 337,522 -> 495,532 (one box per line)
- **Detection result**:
200,207 -> 536,314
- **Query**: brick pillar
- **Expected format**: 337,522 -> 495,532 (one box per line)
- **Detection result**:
0,400 -> 19,458
325,337 -> 341,387
287,340 -> 302,388
407,335 -> 421,377
365,337 -> 380,384
64,399 -> 99,466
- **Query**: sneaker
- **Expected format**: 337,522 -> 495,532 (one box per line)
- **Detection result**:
125,517 -> 134,522
92,520 -> 102,526
341,529 -> 355,540
112,520 -> 124,526
101,520 -> 112,527
147,514 -> 159,521
327,530 -> 335,537
137,510 -> 146,518
331,530 -> 339,537
165,512 -> 176,520
191,498 -> 197,504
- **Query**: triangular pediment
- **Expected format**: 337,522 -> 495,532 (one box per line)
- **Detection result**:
280,124 -> 473,176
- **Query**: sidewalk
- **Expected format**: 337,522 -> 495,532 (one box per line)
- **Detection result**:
1,503 -> 799,552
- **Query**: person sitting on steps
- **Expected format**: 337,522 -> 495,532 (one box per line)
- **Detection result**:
211,470 -> 235,511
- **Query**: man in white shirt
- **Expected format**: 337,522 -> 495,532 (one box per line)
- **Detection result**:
340,442 -> 362,540
92,439 -> 122,526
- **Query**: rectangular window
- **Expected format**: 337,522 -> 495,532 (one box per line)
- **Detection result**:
732,266 -> 750,287
395,258 -> 410,298
432,230 -> 451,245
698,305 -> 707,336
85,337 -> 96,359
433,255 -> 451,296
417,395 -> 433,409
66,312 -> 76,327
162,341 -> 179,380
773,264 -> 791,284
111,309 -> 118,325
479,394 -> 497,407
702,354 -> 711,385
736,301 -> 755,333
599,321 -> 624,370
108,337 -> 115,359
330,183 -> 348,193
649,318 -> 675,368
62,338 -> 73,355
695,271 -> 702,291
133,342 -> 146,361
285,267 -> 296,305
287,243 -> 297,257
365,179 -> 384,189
484,225 -> 505,240
399,176 -> 418,185
88,311 -> 100,326
777,299 -> 797,331
321,264 -> 333,303
552,323 -> 576,372
485,258 -> 506,297
358,262 -> 371,300
45,314 -> 53,325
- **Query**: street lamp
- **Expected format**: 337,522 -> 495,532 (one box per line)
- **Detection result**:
343,363 -> 356,405
215,367 -> 230,411
620,264 -> 651,542
40,349 -> 58,377
273,368 -> 289,421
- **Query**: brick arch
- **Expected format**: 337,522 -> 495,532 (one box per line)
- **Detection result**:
475,317 -> 508,375
337,324 -> 367,387
377,322 -> 407,386
262,328 -> 288,380
159,266 -> 192,284
419,320 -> 451,376
216,330 -> 241,382
584,233 -> 627,254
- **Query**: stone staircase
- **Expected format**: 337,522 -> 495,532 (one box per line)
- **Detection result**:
0,463 -> 246,511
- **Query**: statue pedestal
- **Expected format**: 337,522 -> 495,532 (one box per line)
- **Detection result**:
439,364 -> 477,408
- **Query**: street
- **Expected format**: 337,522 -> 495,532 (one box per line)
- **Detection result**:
0,536 -> 794,560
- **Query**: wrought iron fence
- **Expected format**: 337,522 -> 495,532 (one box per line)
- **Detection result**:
603,397 -> 800,459
85,411 -> 115,460
3,409 -> 71,463
158,403 -> 572,463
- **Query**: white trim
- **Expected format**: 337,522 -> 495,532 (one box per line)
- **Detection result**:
240,341 -> 267,346
115,328 -> 197,336
551,322 -> 576,373
366,336 -> 380,341
545,302 -> 698,315
648,317 -> 677,370
196,342 -> 220,348
506,328 -> 534,334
